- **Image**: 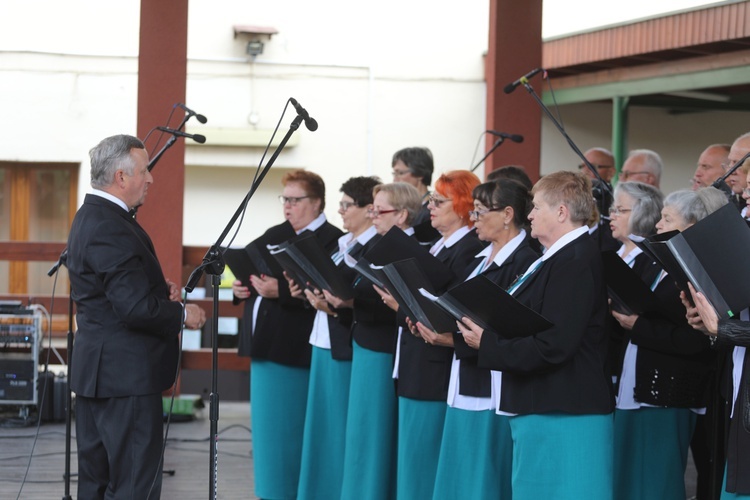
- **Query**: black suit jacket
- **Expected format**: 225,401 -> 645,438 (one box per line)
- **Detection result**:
242,220 -> 343,367
628,270 -> 714,408
67,194 -> 184,398
397,229 -> 486,401
478,231 -> 615,415
452,236 -> 540,398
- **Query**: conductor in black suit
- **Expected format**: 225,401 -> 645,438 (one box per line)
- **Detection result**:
67,134 -> 206,499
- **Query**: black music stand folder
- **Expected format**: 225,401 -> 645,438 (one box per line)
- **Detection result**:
666,203 -> 750,319
281,232 -> 354,300
633,230 -> 692,302
381,258 -> 457,333
420,274 -> 552,338
600,250 -> 672,319
359,226 -> 455,291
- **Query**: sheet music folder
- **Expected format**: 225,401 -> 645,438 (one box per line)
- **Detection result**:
632,230 -> 692,304
279,232 -> 354,300
357,226 -> 455,292
381,258 -> 458,333
665,203 -> 750,319
420,274 -> 552,339
220,221 -> 296,292
600,250 -> 679,322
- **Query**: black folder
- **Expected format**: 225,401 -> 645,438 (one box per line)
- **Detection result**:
600,250 -> 678,322
357,226 -> 455,292
632,231 -> 693,304
381,258 -> 458,333
420,274 -> 553,339
221,241 -> 277,290
666,203 -> 750,319
276,233 -> 354,300
221,247 -> 255,289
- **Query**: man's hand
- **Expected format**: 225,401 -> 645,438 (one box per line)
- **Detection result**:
184,304 -> 206,330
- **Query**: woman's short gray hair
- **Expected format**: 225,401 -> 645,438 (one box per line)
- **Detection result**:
663,187 -> 729,225
613,181 -> 663,237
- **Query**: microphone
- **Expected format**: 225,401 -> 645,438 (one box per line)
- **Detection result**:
503,68 -> 543,94
289,98 -> 318,131
47,248 -> 68,277
177,103 -> 208,124
487,130 -> 524,143
157,126 -> 207,144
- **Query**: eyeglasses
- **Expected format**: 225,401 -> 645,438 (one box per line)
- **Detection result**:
428,195 -> 452,208
468,207 -> 503,220
608,207 -> 633,216
579,163 -> 614,171
392,169 -> 411,177
339,201 -> 358,211
620,171 -> 650,179
367,207 -> 400,218
279,195 -> 311,206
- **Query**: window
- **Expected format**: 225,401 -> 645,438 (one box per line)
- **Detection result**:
0,162 -> 78,294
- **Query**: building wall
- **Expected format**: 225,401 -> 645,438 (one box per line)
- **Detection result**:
2,1 -> 749,250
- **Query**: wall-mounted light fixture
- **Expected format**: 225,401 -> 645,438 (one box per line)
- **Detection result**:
233,25 -> 278,62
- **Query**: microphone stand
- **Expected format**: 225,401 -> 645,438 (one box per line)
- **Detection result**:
518,80 -> 614,248
471,138 -> 506,173
184,113 -> 305,500
47,250 -> 73,500
148,115 -> 190,172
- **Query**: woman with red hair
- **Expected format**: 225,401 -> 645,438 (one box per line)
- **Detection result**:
390,169 -> 485,499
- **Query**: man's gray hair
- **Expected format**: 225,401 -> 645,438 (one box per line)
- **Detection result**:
89,134 -> 145,189
627,149 -> 663,183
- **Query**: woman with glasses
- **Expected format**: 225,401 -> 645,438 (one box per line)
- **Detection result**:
421,178 -> 539,500
324,182 -> 422,500
286,176 -> 381,500
458,171 -> 614,499
231,170 -> 343,500
609,185 -> 724,500
386,170 -> 484,499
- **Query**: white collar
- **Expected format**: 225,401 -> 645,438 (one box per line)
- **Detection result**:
296,212 -> 327,234
541,225 -> 588,262
90,189 -> 129,212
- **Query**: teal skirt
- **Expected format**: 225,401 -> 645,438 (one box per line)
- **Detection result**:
722,466 -> 750,499
509,413 -> 614,500
250,359 -> 310,500
340,341 -> 398,500
297,347 -> 352,500
397,397 -> 447,500
433,407 -> 513,500
614,407 -> 696,500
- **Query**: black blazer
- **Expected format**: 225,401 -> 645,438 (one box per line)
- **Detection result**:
452,236 -> 539,398
478,231 -> 615,415
627,271 -> 714,408
67,194 -> 184,398
607,251 -> 661,380
240,220 -> 343,367
396,229 -> 486,401
327,239 -> 371,361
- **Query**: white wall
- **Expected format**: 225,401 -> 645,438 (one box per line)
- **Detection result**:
3,1 -> 748,249
0,0 -> 490,247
